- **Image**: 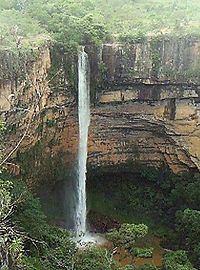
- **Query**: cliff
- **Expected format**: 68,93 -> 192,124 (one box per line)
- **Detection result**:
87,39 -> 200,173
1,37 -> 200,188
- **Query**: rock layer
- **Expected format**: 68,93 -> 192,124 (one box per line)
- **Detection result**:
88,100 -> 200,173
0,38 -> 200,184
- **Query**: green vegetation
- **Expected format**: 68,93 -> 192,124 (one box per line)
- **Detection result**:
1,0 -> 200,93
176,209 -> 200,267
132,247 -> 153,258
88,165 -> 200,268
162,250 -> 196,270
2,163 -> 190,269
46,119 -> 56,128
1,0 -> 200,269
75,247 -> 120,270
1,174 -> 135,269
0,9 -> 47,51
94,0 -> 200,41
0,179 -> 25,269
106,223 -> 148,251
137,266 -> 158,270
0,1 -> 48,52
1,0 -> 200,52
0,174 -> 76,269
106,222 -> 156,263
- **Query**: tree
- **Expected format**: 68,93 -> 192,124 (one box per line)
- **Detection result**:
162,250 -> 196,270
176,208 -> 200,267
106,223 -> 148,251
0,180 -> 24,269
74,247 -> 120,270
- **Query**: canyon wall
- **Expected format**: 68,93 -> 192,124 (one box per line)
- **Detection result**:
1,37 -> 200,188
87,39 -> 200,173
0,47 -> 78,187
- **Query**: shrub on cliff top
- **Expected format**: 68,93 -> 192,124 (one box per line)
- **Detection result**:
3,0 -> 200,53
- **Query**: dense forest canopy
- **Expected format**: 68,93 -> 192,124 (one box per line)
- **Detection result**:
0,0 -> 200,51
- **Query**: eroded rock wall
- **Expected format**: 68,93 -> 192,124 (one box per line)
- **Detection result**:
87,39 -> 200,173
0,46 -> 79,225
1,38 -> 200,185
0,47 -> 78,186
88,99 -> 200,173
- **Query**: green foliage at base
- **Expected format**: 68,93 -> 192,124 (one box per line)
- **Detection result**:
162,251 -> 196,270
88,165 -> 200,268
137,265 -> 158,270
106,223 -> 148,251
131,247 -> 153,258
1,174 -> 138,270
0,178 -> 25,269
175,209 -> 200,268
88,165 -> 200,229
74,247 -> 121,270
0,174 -> 77,269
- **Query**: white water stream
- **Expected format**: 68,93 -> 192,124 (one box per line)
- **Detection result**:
75,48 -> 90,237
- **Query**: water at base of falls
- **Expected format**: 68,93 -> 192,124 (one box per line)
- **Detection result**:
75,232 -> 107,248
74,47 -> 90,238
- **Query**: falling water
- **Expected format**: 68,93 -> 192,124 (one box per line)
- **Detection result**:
75,47 -> 90,237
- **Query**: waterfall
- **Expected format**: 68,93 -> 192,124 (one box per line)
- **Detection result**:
75,47 -> 90,237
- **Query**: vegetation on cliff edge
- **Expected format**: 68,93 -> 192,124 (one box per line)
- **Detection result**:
1,0 -> 200,52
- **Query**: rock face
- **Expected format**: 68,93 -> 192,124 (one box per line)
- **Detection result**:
93,38 -> 200,86
0,47 -> 79,225
0,47 -> 78,185
88,97 -> 200,173
86,39 -> 200,173
1,38 -> 200,185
